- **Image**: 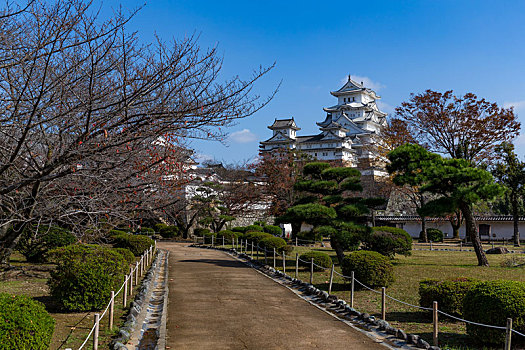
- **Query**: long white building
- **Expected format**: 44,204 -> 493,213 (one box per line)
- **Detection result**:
260,75 -> 387,176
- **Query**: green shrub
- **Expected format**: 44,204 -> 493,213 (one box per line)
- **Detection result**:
154,223 -> 168,232
245,231 -> 273,243
231,226 -> 248,233
259,236 -> 287,253
109,229 -> 128,238
113,248 -> 136,265
463,280 -> 525,345
253,221 -> 267,227
194,227 -> 211,236
296,230 -> 322,243
363,226 -> 412,257
245,224 -> 264,233
159,225 -> 179,238
112,234 -> 154,256
264,225 -> 282,236
48,244 -> 128,311
137,227 -> 155,235
16,225 -> 76,263
299,251 -> 332,271
426,228 -> 444,242
341,250 -> 394,288
419,277 -> 478,316
0,293 -> 55,350
216,230 -> 238,242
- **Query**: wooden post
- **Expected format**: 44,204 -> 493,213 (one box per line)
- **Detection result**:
433,301 -> 438,346
492,241 -> 495,249
350,271 -> 354,308
328,264 -> 335,294
129,269 -> 133,293
381,287 -> 386,320
295,237 -> 298,246
245,239 -> 248,254
109,291 -> 115,330
273,248 -> 276,268
222,236 -> 225,247
194,236 -> 196,244
135,262 -> 139,285
256,245 -> 259,261
211,235 -> 214,246
430,241 -> 433,251
282,251 -> 286,274
93,313 -> 100,350
310,258 -> 314,284
460,241 -> 462,251
240,239 -> 243,253
123,275 -> 128,307
505,318 -> 512,350
295,253 -> 299,279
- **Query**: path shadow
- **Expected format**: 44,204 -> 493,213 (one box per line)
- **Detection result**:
34,295 -> 62,313
178,258 -> 250,269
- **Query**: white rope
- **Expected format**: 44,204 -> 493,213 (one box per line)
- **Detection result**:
512,329 -> 525,338
385,294 -> 433,311
78,323 -> 96,350
437,310 -> 507,330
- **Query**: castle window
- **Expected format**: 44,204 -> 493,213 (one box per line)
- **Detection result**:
314,153 -> 317,156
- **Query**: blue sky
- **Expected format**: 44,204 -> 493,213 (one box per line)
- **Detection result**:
106,0 -> 525,164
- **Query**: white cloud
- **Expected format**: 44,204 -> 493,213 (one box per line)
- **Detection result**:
228,129 -> 257,143
339,75 -> 385,91
194,153 -> 214,163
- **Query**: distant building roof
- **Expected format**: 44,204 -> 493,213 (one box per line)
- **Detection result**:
377,215 -> 525,222
268,118 -> 301,130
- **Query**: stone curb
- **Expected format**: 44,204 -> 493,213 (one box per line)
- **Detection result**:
191,244 -> 440,350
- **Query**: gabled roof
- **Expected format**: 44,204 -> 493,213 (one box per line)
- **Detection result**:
260,131 -> 294,144
334,113 -> 371,136
319,121 -> 348,132
331,75 -> 380,99
268,118 -> 301,130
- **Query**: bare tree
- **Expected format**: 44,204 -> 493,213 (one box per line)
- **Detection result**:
0,0 -> 275,266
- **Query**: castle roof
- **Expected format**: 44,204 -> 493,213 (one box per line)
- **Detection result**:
268,118 -> 300,130
330,75 -> 380,99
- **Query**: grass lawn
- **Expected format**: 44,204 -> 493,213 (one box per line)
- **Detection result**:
1,251 -> 151,350
240,243 -> 525,350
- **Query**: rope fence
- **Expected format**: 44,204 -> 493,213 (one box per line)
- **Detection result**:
77,242 -> 157,350
197,236 -> 525,349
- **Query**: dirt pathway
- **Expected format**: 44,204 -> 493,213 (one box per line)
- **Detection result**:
160,242 -> 387,350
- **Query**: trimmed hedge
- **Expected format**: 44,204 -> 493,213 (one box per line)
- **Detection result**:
244,231 -> 273,243
299,251 -> 332,271
231,226 -> 248,233
48,244 -> 128,311
264,225 -> 282,236
112,234 -> 154,256
259,236 -> 287,252
194,228 -> 211,236
0,293 -> 55,350
297,230 -> 322,242
158,225 -> 179,238
363,226 -> 412,257
463,280 -> 525,345
113,248 -> 136,265
419,277 -> 478,316
16,225 -> 76,263
426,228 -> 444,242
137,227 -> 155,235
341,250 -> 394,288
216,230 -> 238,242
245,224 -> 264,233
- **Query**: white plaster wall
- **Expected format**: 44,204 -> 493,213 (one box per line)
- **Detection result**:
398,221 -> 525,240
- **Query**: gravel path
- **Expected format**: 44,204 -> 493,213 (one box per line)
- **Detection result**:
159,242 -> 387,350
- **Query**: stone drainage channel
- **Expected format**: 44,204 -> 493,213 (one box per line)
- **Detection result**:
112,249 -> 169,350
192,244 -> 441,350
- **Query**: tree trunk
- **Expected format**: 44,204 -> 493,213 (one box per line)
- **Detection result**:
460,202 -> 489,267
449,211 -> 462,239
420,216 -> 428,243
511,193 -> 521,247
330,234 -> 345,264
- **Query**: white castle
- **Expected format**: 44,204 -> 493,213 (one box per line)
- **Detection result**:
260,75 -> 388,176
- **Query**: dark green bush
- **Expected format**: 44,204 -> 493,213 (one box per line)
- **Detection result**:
363,226 -> 412,257
264,225 -> 282,236
296,230 -> 322,242
16,225 -> 76,263
154,223 -> 168,232
245,231 -> 273,243
216,230 -> 238,242
113,248 -> 136,265
194,227 -> 211,236
299,251 -> 332,271
231,226 -> 248,233
341,250 -> 394,288
109,229 -> 128,238
245,224 -> 264,233
463,280 -> 525,345
158,225 -> 179,238
253,221 -> 267,227
259,236 -> 287,252
48,244 -> 128,311
426,228 -> 444,242
112,234 -> 154,256
0,293 -> 55,350
419,277 -> 478,316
